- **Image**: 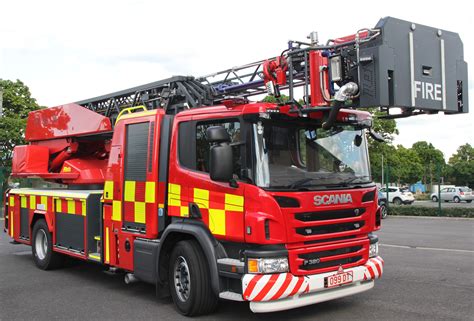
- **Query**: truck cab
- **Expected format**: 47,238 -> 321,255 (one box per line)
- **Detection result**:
92,101 -> 382,313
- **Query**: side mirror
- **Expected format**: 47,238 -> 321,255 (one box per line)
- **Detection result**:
369,128 -> 385,142
207,126 -> 233,182
206,126 -> 230,143
354,134 -> 363,147
209,144 -> 233,182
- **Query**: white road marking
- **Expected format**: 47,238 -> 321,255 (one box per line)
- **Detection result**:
381,243 -> 474,254
0,218 -> 4,221
14,251 -> 32,256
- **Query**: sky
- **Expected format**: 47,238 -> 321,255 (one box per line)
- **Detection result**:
1,0 -> 472,160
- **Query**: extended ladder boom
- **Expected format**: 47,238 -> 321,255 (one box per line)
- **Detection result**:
75,17 -> 468,120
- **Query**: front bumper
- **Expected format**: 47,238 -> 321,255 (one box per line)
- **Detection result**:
241,256 -> 384,313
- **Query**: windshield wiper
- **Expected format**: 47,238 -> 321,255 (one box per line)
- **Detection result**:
286,176 -> 333,189
286,175 -> 370,189
337,175 -> 372,185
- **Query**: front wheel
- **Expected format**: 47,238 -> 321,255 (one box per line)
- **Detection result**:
169,240 -> 218,316
453,196 -> 461,203
432,196 -> 438,202
393,198 -> 402,205
380,204 -> 388,219
32,219 -> 64,270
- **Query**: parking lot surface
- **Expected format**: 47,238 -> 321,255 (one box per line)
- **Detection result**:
1,216 -> 473,321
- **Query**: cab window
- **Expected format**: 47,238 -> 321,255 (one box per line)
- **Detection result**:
196,120 -> 241,175
178,119 -> 242,178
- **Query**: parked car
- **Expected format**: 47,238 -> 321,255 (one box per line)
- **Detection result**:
431,186 -> 473,203
379,187 -> 415,205
378,191 -> 388,219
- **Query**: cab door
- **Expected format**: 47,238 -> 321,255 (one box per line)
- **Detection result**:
103,110 -> 161,244
120,115 -> 159,237
167,112 -> 247,242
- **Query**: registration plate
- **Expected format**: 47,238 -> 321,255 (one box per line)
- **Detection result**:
324,271 -> 353,288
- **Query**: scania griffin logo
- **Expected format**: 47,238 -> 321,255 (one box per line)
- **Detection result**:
314,194 -> 353,206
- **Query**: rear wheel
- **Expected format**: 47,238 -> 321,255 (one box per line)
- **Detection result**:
169,240 -> 218,316
432,196 -> 438,202
32,219 -> 64,270
393,198 -> 402,205
453,196 -> 461,203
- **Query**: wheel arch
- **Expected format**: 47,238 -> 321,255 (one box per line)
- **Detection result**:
156,220 -> 226,297
30,212 -> 53,234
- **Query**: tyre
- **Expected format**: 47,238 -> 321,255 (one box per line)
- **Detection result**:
432,196 -> 438,202
31,219 -> 64,270
169,240 -> 218,316
393,198 -> 402,205
453,196 -> 461,203
380,204 -> 388,219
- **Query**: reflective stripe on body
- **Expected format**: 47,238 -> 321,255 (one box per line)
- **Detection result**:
168,183 -> 244,237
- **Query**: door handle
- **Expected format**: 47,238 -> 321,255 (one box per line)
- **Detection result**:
188,203 -> 202,219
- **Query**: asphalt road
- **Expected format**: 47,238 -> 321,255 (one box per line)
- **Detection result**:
0,217 -> 473,321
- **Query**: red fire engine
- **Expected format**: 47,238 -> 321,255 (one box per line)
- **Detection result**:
3,17 -> 468,315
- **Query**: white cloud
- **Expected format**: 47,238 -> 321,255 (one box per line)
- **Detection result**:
1,0 -> 472,159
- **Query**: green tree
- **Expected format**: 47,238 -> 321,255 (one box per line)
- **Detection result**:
411,141 -> 445,186
370,110 -> 399,142
448,143 -> 474,187
367,110 -> 399,182
393,145 -> 423,184
370,143 -> 398,183
0,79 -> 42,178
262,94 -> 303,105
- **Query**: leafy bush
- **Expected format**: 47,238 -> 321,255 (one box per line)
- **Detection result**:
414,193 -> 430,200
388,206 -> 474,218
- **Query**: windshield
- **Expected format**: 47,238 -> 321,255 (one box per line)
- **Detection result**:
253,120 -> 371,189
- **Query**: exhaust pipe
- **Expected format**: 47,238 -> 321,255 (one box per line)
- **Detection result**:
124,273 -> 139,284
322,82 -> 358,130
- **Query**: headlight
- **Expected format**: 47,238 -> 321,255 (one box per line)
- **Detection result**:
247,257 -> 289,274
369,242 -> 379,258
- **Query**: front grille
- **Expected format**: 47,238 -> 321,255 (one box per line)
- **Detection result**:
273,196 -> 300,208
299,256 -> 362,270
298,245 -> 364,271
296,221 -> 365,236
299,245 -> 362,259
295,208 -> 365,222
304,235 -> 356,245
